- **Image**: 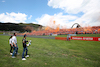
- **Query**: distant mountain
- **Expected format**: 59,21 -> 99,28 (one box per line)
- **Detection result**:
0,22 -> 43,32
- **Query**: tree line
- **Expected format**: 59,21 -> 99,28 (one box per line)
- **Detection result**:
0,22 -> 43,32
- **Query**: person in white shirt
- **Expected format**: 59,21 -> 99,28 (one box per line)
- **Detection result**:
9,36 -> 13,55
12,33 -> 19,58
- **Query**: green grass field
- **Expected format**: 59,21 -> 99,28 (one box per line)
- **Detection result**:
0,35 -> 100,67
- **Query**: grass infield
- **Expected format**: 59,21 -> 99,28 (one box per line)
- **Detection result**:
0,35 -> 100,67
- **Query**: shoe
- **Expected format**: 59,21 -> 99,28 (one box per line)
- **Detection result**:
22,58 -> 26,60
10,53 -> 12,55
25,55 -> 29,58
12,56 -> 16,58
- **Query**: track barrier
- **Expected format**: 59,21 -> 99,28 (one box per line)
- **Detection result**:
55,37 -> 67,41
71,36 -> 100,41
55,36 -> 100,41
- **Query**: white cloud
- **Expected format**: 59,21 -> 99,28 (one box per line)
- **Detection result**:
47,0 -> 100,28
48,0 -> 100,14
73,10 -> 100,27
0,12 -> 27,23
36,13 -> 78,28
28,15 -> 32,19
32,22 -> 37,24
35,10 -> 100,28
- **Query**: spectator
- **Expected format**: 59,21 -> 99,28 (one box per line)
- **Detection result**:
22,34 -> 29,60
12,33 -> 19,58
9,36 -> 13,55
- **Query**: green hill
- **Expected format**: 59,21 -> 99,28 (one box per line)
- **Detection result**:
0,22 -> 43,32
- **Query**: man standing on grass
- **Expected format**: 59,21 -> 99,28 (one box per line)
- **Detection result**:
12,33 -> 19,58
22,34 -> 29,60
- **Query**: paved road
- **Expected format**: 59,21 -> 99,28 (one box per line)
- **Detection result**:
0,34 -> 55,39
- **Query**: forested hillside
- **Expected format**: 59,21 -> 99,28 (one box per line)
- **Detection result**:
0,22 -> 43,32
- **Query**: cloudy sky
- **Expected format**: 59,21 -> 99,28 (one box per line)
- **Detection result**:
0,0 -> 100,28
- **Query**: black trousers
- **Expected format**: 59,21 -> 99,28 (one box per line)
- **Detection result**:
10,44 -> 13,53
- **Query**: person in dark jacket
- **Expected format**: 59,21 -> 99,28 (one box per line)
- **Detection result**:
22,34 -> 29,60
9,36 -> 13,55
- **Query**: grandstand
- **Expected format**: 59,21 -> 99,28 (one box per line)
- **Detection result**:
19,25 -> 100,36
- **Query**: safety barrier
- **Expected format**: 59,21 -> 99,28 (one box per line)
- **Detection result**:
55,37 -> 67,41
55,36 -> 100,41
71,36 -> 100,41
